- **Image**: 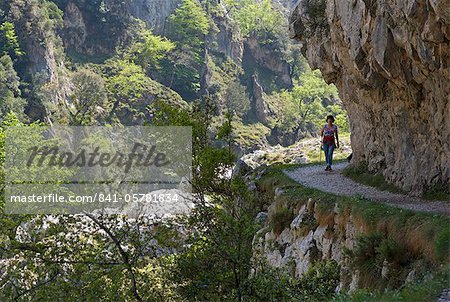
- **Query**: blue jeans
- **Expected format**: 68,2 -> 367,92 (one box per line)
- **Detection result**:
323,142 -> 335,166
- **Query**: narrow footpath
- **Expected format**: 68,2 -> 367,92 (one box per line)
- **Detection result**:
284,162 -> 450,216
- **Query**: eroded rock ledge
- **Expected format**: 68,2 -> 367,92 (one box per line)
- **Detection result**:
289,0 -> 450,195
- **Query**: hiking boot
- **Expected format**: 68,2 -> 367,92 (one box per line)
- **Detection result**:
328,166 -> 333,172
325,165 -> 330,171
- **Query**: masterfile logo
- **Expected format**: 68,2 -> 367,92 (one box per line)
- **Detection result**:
5,126 -> 192,215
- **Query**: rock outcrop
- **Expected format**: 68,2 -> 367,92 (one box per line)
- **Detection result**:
289,0 -> 450,195
253,198 -> 362,291
250,74 -> 272,125
57,0 -> 180,56
251,179 -> 444,293
124,0 -> 181,34
245,35 -> 293,89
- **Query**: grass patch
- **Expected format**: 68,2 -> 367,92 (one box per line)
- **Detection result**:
232,121 -> 271,151
333,268 -> 450,302
344,233 -> 416,289
342,162 -> 405,194
423,183 -> 450,201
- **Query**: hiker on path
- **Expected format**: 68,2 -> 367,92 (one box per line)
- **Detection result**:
320,115 -> 339,171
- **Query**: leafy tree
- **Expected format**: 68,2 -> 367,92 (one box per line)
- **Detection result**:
103,59 -> 148,104
0,21 -> 24,58
225,0 -> 284,37
0,54 -> 25,118
224,80 -> 250,117
292,69 -> 338,129
266,69 -> 342,133
162,0 -> 211,100
67,69 -> 108,125
168,0 -> 210,50
100,58 -> 186,124
122,28 -> 175,72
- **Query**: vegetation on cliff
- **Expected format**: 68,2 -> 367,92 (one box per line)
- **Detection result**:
0,0 -> 446,301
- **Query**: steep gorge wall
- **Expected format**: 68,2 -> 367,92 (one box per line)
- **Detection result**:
251,167 -> 449,293
289,0 -> 450,195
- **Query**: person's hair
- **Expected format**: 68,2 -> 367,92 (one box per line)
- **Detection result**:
326,115 -> 335,122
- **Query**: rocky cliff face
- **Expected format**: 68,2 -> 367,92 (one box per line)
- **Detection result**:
251,169 -> 447,293
253,197 -> 363,291
56,0 -> 180,57
289,0 -> 450,195
124,0 -> 181,34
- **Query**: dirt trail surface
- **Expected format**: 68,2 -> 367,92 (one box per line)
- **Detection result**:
284,162 -> 450,217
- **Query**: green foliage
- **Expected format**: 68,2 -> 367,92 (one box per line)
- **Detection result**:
122,27 -> 175,71
0,111 -> 21,180
168,0 -> 210,48
225,0 -> 284,37
295,260 -> 341,301
103,59 -> 149,104
99,58 -> 185,124
162,0 -> 211,100
267,69 -> 342,133
292,70 -> 339,129
0,54 -> 24,118
172,197 -> 259,301
333,269 -> 450,302
244,262 -> 301,301
151,97 -> 261,301
67,68 -> 108,125
224,80 -> 250,117
245,259 -> 340,301
0,21 -> 24,57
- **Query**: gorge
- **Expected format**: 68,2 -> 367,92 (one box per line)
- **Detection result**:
0,0 -> 448,300
289,0 -> 450,196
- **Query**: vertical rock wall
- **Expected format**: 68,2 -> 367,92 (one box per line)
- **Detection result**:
289,0 -> 450,195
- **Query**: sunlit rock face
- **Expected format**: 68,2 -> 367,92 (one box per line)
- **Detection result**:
125,0 -> 181,34
290,0 -> 450,195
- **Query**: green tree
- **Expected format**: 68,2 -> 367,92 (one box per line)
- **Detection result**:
168,0 -> 210,50
267,69 -> 342,133
225,0 -> 284,37
291,69 -> 338,129
0,21 -> 24,57
0,54 -> 25,118
67,69 -> 108,125
103,59 -> 148,104
224,80 -> 250,117
122,28 -> 175,72
162,0 -> 211,100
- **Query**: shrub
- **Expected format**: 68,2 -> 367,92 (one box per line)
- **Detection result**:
295,260 -> 341,301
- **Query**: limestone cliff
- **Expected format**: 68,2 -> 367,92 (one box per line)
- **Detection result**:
56,0 -> 180,56
289,0 -> 450,195
125,0 -> 181,34
251,167 -> 449,293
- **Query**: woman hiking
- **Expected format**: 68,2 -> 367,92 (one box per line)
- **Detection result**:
320,115 -> 339,171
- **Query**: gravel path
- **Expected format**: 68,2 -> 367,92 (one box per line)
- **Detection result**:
284,162 -> 450,216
